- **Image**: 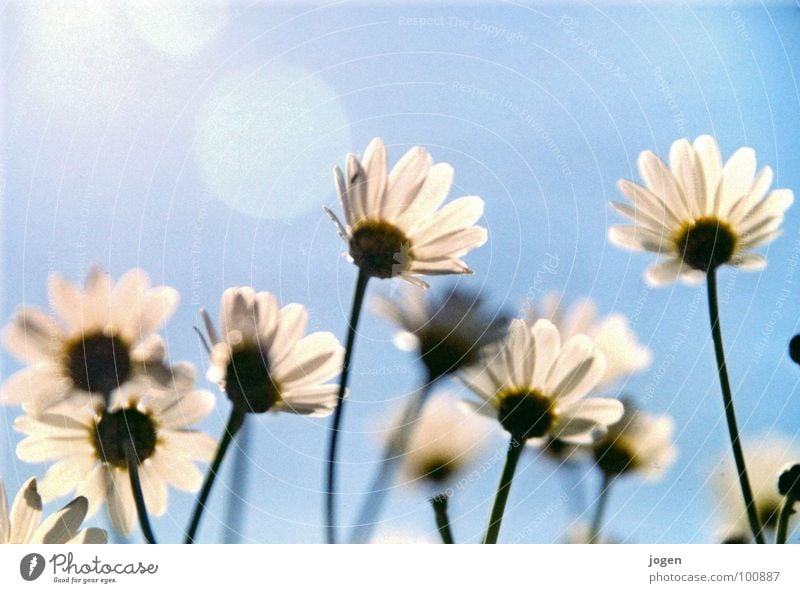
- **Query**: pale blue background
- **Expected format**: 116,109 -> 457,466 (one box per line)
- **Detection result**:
2,0 -> 800,543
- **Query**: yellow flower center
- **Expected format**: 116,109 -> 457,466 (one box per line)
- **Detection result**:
673,216 -> 738,272
349,220 -> 412,279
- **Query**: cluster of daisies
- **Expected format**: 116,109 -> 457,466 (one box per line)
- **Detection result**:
1,136 -> 798,545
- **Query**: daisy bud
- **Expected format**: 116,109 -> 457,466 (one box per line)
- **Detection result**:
778,464 -> 800,500
789,335 -> 800,365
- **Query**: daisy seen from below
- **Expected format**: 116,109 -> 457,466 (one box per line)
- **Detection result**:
459,318 -> 623,543
609,135 -> 793,544
587,399 -> 677,543
609,135 -> 792,285
1,477 -> 106,544
15,371 -> 216,541
1,267 -> 178,415
186,287 -> 344,543
323,137 -> 488,542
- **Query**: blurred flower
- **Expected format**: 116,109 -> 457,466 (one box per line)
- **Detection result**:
14,371 -> 216,535
1,267 -> 178,414
392,392 -> 485,489
716,434 -> 800,542
525,293 -> 651,390
565,521 -> 616,544
592,399 -> 677,481
374,286 -> 508,380
203,287 -> 344,416
459,318 -> 623,444
325,138 -> 487,287
610,135 -> 792,285
0,477 -> 106,544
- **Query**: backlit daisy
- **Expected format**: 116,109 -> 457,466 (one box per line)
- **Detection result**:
525,293 -> 651,390
325,138 -> 487,287
14,372 -> 216,535
203,287 -> 344,417
374,287 -> 507,381
1,267 -> 179,414
715,434 -> 800,542
610,135 -> 793,285
460,318 -> 623,444
592,399 -> 677,481
1,477 -> 106,544
394,392 -> 485,489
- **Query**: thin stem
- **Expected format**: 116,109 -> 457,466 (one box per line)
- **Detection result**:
185,407 -> 246,544
325,269 -> 370,544
775,496 -> 795,544
483,437 -> 524,544
706,269 -> 765,544
431,495 -> 455,544
125,444 -> 157,544
349,378 -> 433,543
223,419 -> 251,543
588,472 -> 613,544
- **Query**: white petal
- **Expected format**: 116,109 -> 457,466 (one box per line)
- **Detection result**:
530,319 -> 560,387
638,150 -> 690,219
396,163 -> 454,231
693,135 -> 723,210
152,388 -> 215,430
139,463 -> 168,516
160,431 -> 217,462
0,481 -> 9,543
39,456 -> 97,501
731,252 -> 766,271
363,137 -> 389,217
267,304 -> 308,369
279,384 -> 340,416
273,332 -> 343,388
345,153 -> 370,222
716,146 -> 756,215
412,226 -> 488,261
617,179 -> 681,227
66,528 -> 107,544
608,225 -> 672,254
385,146 -> 432,222
725,167 -> 773,223
151,453 -> 204,492
74,465 -> 108,518
644,258 -> 685,286
0,364 -> 70,409
106,470 -> 135,536
408,196 -> 484,244
610,201 -> 670,235
49,274 -> 86,331
669,138 -> 705,216
9,478 -> 42,544
546,341 -> 605,404
560,398 -> 624,426
3,307 -> 63,364
31,496 -> 89,544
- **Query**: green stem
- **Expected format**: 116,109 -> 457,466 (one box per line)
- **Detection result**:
125,444 -> 157,544
706,269 -> 765,544
775,496 -> 795,544
325,269 -> 370,544
185,407 -> 246,544
431,495 -> 455,544
349,378 -> 433,543
483,437 -> 524,544
588,472 -> 613,544
223,418 -> 250,543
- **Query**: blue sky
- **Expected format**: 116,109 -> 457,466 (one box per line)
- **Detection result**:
2,0 -> 800,543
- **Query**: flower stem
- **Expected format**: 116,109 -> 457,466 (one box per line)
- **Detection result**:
223,419 -> 251,543
706,269 -> 765,544
325,269 -> 370,544
125,444 -> 157,544
431,494 -> 455,544
185,407 -> 247,544
349,378 -> 433,543
588,472 -> 613,544
483,437 -> 524,544
775,495 -> 796,544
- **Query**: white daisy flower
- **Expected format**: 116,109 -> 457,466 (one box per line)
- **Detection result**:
592,399 -> 677,481
14,372 -> 216,535
609,135 -> 793,285
392,392 -> 486,488
373,286 -> 508,380
325,138 -> 488,287
1,267 -> 179,414
715,434 -> 800,542
203,287 -> 344,417
459,318 -> 623,444
524,293 -> 651,390
1,477 -> 107,544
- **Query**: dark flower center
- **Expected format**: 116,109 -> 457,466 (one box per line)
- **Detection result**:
225,346 -> 280,414
497,390 -> 556,441
93,407 -> 157,468
65,333 -> 132,395
418,456 -> 456,484
349,221 -> 411,279
674,217 -> 737,272
593,440 -> 637,476
419,330 -> 478,381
